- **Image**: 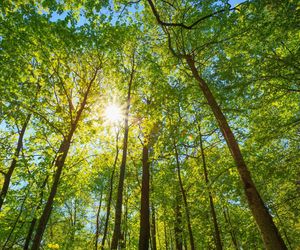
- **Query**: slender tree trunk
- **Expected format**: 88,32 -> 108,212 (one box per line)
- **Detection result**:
208,195 -> 222,249
8,220 -> 27,249
67,199 -> 77,250
139,122 -> 159,250
186,56 -> 287,250
30,133 -> 74,250
223,207 -> 239,250
164,220 -> 168,250
95,189 -> 103,250
101,168 -> 117,248
174,144 -> 195,250
111,56 -> 134,249
121,187 -> 129,249
31,69 -> 98,250
174,194 -> 183,250
151,204 -> 157,250
24,175 -> 49,250
199,127 -> 222,250
273,207 -> 293,250
3,192 -> 28,248
183,236 -> 188,250
149,152 -> 157,250
0,84 -> 40,211
169,225 -> 174,250
111,117 -> 129,249
101,133 -> 119,248
139,144 -> 150,249
0,113 -> 31,211
24,218 -> 37,250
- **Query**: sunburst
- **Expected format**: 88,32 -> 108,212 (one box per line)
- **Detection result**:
104,104 -> 123,124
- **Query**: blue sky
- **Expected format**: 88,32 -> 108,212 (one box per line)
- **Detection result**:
229,0 -> 245,5
50,0 -> 246,26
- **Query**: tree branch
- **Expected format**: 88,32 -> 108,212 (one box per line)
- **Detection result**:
147,0 -> 245,30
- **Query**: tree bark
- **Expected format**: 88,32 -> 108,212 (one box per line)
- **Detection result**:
24,175 -> 49,250
3,192 -> 28,248
101,132 -> 119,248
30,132 -> 74,250
223,207 -> 239,250
186,56 -> 287,250
111,56 -> 134,249
199,127 -> 222,250
139,120 -> 159,250
95,189 -> 103,250
139,144 -> 150,249
174,143 -> 195,250
0,113 -> 31,211
121,187 -> 129,249
150,204 -> 157,250
174,194 -> 183,250
24,218 -> 37,250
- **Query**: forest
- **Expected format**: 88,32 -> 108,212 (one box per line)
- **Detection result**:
0,0 -> 299,249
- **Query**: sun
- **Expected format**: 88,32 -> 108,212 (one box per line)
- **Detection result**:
104,104 -> 123,123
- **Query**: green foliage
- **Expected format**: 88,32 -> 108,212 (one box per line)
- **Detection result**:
0,0 -> 299,249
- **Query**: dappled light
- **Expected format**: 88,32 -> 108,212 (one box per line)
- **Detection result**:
0,1 -> 299,249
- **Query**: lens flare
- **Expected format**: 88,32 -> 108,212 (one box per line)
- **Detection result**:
104,104 -> 123,123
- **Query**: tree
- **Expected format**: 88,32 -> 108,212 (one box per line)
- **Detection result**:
111,49 -> 135,249
30,44 -> 103,248
144,0 -> 288,248
0,0 -> 299,249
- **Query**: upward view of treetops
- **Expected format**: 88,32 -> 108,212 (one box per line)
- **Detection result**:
0,0 -> 299,249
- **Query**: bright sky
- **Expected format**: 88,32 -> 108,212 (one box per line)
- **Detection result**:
104,104 -> 123,124
49,0 -> 247,26
229,0 -> 245,6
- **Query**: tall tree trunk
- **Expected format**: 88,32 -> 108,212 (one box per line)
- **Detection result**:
273,207 -> 293,250
174,144 -> 195,250
139,121 -> 159,250
223,207 -> 239,250
121,186 -> 129,249
111,56 -> 134,249
186,56 -> 287,250
164,220 -> 168,250
24,175 -> 49,250
139,144 -> 150,249
24,218 -> 37,250
67,199 -> 77,250
30,131 -> 74,250
151,204 -> 157,250
3,192 -> 28,248
0,84 -> 40,211
145,3 -> 286,248
7,220 -> 27,249
0,113 -> 31,211
95,189 -> 103,250
101,132 -> 119,248
199,127 -> 222,250
30,69 -> 98,250
183,236 -> 188,250
174,194 -> 183,250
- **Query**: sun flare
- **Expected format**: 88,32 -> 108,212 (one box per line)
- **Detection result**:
104,104 -> 123,123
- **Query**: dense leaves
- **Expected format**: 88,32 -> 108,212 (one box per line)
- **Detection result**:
0,0 -> 299,249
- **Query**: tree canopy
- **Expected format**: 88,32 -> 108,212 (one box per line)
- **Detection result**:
0,0 -> 299,249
